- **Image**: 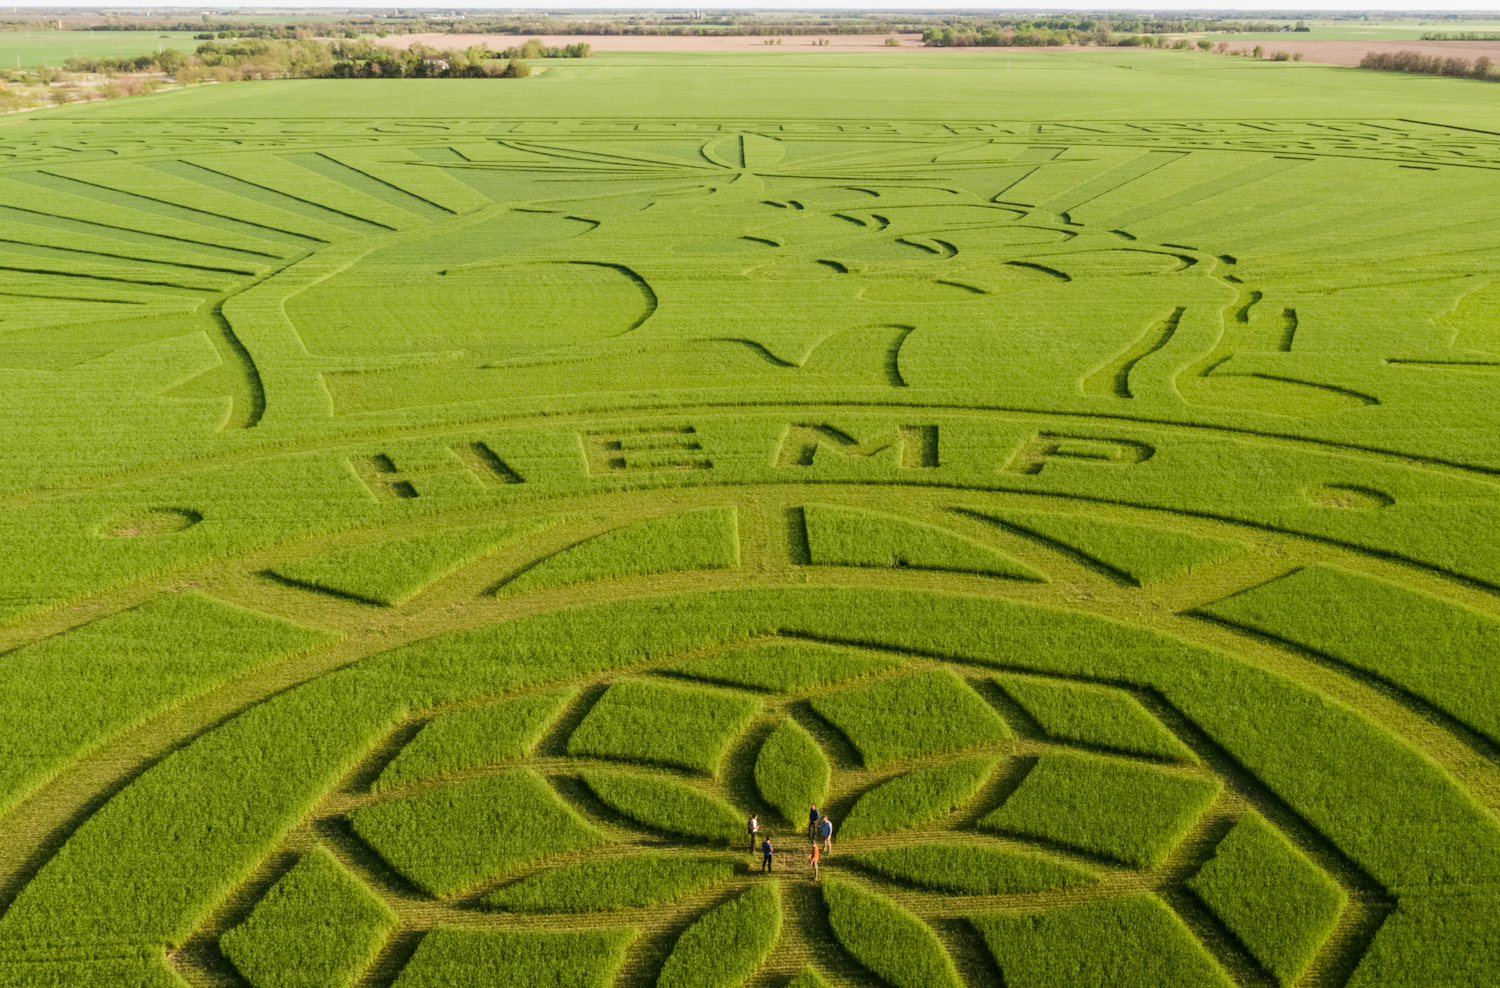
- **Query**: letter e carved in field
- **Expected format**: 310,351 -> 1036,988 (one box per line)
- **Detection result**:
582,427 -> 712,475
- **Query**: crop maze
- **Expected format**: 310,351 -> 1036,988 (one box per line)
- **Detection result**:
0,108 -> 1497,988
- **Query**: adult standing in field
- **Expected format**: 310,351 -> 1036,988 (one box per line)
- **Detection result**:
807,842 -> 820,879
808,804 -> 821,840
819,815 -> 833,853
747,813 -> 759,852
761,837 -> 775,873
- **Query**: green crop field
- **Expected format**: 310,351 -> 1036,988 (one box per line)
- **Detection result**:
0,44 -> 1495,988
0,30 -> 199,70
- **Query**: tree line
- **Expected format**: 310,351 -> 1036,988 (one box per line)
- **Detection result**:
1359,50 -> 1496,81
59,38 -> 591,82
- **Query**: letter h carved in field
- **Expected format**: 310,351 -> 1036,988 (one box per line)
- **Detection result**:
350,442 -> 524,500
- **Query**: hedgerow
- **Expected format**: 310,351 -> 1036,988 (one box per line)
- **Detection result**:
852,843 -> 1097,895
822,879 -> 962,988
220,846 -> 396,988
809,669 -> 1009,768
568,679 -> 760,776
803,503 -> 1041,580
499,507 -> 739,594
580,770 -> 745,842
665,640 -> 903,693
994,674 -> 1195,762
840,757 -> 999,838
979,752 -> 1221,868
350,769 -> 606,897
1187,813 -> 1346,986
753,718 -> 830,824
483,855 -> 735,913
391,928 -> 637,988
375,688 -> 575,790
657,883 -> 782,988
970,894 -> 1236,987
269,518 -> 555,606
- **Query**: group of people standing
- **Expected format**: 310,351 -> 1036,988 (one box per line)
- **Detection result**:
747,804 -> 834,878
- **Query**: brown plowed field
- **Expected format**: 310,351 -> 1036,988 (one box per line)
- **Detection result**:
375,33 -> 1500,69
378,32 -> 927,52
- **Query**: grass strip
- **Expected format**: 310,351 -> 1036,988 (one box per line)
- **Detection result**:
995,674 -> 1195,762
0,671 -> 401,948
841,757 -> 999,839
784,970 -> 832,988
809,668 -> 1009,768
374,688 -> 575,791
852,843 -> 1097,895
804,503 -> 1042,581
483,855 -> 734,913
979,752 -> 1221,868
391,928 -> 636,988
220,846 -> 395,988
499,507 -> 738,594
0,952 -> 187,988
972,510 -> 1244,586
1197,565 -> 1500,747
822,879 -> 962,988
657,883 -> 782,988
970,894 -> 1236,988
664,640 -> 903,693
0,593 -> 334,817
754,718 -> 830,825
269,518 -> 556,606
581,770 -> 745,843
351,769 -> 606,898
568,679 -> 760,777
1345,893 -> 1500,988
1186,813 -> 1346,986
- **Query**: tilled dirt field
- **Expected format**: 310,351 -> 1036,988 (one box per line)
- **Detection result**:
376,33 -> 1500,70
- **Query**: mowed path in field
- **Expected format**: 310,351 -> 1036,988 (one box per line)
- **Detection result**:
377,32 -> 1500,68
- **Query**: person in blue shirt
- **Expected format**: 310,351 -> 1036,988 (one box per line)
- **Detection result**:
819,815 -> 833,853
761,837 -> 775,872
808,804 -> 821,840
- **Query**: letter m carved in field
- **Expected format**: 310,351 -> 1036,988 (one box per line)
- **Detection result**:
776,424 -> 938,469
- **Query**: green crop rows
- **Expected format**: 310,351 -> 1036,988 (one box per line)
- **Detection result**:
0,44 -> 1495,988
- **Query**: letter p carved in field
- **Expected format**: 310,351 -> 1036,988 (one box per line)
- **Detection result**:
1003,433 -> 1155,475
350,442 -> 524,500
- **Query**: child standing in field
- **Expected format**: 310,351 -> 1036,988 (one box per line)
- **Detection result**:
807,842 -> 820,879
761,837 -> 775,873
819,815 -> 833,853
808,804 -> 821,840
747,813 -> 759,852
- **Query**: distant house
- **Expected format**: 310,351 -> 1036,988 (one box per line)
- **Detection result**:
424,58 -> 449,71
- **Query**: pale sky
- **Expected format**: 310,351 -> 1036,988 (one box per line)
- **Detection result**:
57,2 -> 1500,11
